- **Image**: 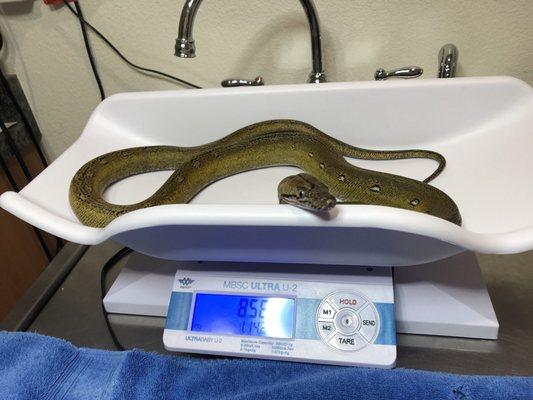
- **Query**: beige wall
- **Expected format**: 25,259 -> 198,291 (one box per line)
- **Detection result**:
1,0 -> 532,160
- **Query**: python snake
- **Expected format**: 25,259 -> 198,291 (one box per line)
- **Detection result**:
69,120 -> 461,228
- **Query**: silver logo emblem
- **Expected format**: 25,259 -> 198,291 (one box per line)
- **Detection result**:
178,277 -> 194,287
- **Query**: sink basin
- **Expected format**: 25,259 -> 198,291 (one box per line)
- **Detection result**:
1,76 -> 533,266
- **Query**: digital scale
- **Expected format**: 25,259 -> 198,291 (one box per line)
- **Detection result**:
104,251 -> 499,368
163,265 -> 396,367
2,77 -> 526,367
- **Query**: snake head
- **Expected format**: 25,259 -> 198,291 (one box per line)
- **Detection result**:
278,173 -> 336,212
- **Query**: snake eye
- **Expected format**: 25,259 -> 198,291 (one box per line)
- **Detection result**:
298,191 -> 305,199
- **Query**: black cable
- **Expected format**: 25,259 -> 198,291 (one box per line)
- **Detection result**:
55,237 -> 65,252
101,247 -> 132,351
74,1 -> 106,101
0,116 -> 55,261
0,65 -> 49,168
0,31 -> 62,257
0,117 -> 63,253
0,115 -> 33,185
0,150 -> 19,192
55,238 -> 63,255
0,147 -> 53,261
34,228 -> 53,261
62,0 -> 202,90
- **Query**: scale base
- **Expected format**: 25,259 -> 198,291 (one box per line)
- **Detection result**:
104,251 -> 498,340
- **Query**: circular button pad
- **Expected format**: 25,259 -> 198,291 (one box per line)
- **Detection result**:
316,291 -> 380,351
335,309 -> 360,334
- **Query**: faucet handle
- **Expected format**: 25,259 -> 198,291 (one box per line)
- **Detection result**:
438,44 -> 458,78
374,66 -> 423,81
221,76 -> 265,87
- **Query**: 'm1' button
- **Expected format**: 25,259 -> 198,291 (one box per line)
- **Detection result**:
318,301 -> 336,320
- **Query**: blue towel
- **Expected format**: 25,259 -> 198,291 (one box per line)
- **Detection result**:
0,331 -> 531,400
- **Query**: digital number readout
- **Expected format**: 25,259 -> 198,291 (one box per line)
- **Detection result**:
190,293 -> 295,339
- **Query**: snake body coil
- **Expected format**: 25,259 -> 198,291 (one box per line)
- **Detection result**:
70,120 -> 461,227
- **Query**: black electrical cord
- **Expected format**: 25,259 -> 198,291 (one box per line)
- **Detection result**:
101,247 -> 132,351
0,110 -> 64,253
0,116 -> 54,261
0,150 -> 19,192
0,35 -> 49,169
0,30 -> 63,256
74,1 -> 106,101
0,128 -> 53,261
62,0 -> 202,90
0,116 -> 33,182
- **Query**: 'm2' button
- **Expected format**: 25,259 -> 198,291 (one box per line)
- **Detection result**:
318,321 -> 336,340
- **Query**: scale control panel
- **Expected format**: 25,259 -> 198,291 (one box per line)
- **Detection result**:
163,264 -> 396,367
317,291 -> 380,352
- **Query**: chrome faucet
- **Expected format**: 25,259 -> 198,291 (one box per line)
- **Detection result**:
374,66 -> 423,81
175,0 -> 326,84
438,44 -> 458,78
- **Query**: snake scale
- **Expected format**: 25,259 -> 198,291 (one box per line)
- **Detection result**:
70,120 -> 461,228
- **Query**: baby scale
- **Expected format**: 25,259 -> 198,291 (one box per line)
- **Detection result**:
102,251 -> 497,368
3,77 -> 532,366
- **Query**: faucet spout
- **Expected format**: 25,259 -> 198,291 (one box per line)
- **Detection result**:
175,0 -> 201,59
175,0 -> 326,83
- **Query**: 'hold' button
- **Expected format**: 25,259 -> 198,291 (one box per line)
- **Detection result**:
329,292 -> 367,311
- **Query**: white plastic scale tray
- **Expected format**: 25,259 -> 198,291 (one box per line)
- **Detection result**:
2,77 -> 533,266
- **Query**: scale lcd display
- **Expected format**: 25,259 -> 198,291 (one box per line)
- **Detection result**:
190,293 -> 295,339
